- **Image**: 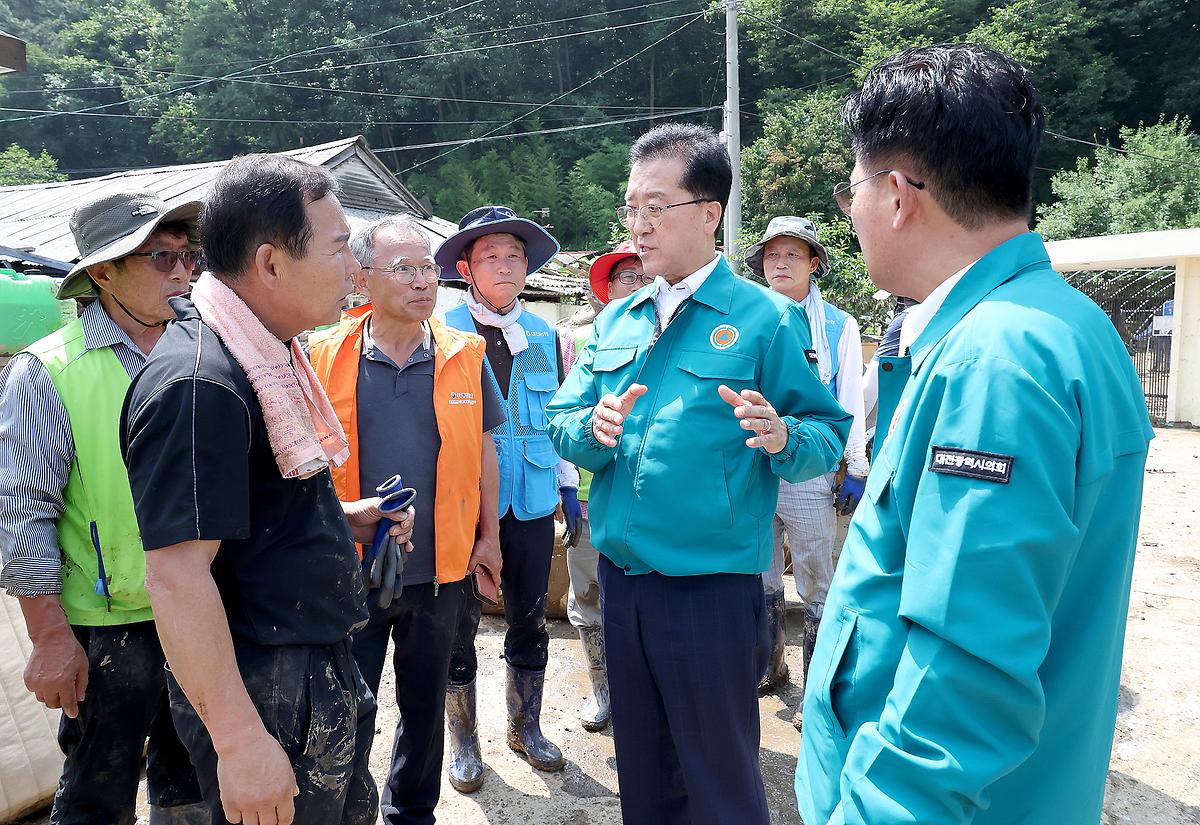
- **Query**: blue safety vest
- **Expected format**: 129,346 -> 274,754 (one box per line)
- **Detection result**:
814,299 -> 849,397
444,303 -> 561,520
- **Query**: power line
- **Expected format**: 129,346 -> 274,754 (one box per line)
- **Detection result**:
0,106 -> 621,126
374,106 -> 720,154
741,11 -> 865,68
4,0 -> 489,124
400,10 -> 709,174
230,11 -> 704,80
3,0 -> 700,96
1045,130 -> 1200,172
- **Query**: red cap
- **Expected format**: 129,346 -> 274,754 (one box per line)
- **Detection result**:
588,239 -> 641,305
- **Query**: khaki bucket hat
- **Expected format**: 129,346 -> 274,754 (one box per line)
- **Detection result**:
58,190 -> 202,300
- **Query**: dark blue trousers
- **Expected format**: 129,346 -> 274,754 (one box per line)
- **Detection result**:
599,554 -> 771,825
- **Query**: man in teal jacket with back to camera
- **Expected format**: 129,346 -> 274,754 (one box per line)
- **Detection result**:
795,43 -> 1154,825
547,123 -> 851,825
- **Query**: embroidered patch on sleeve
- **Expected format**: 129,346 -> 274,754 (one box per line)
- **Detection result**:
928,446 -> 1013,483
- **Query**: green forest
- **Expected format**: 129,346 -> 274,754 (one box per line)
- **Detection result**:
2,0 -> 1199,328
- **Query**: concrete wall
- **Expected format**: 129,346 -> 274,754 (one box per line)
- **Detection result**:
1167,256 -> 1200,426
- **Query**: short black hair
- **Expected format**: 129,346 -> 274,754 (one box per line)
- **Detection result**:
629,123 -> 732,218
202,154 -> 339,278
842,43 -> 1044,229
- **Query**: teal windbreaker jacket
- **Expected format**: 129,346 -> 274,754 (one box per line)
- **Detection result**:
796,232 -> 1154,825
546,255 -> 852,576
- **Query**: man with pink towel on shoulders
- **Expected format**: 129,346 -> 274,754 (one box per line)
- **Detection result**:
120,154 -> 412,825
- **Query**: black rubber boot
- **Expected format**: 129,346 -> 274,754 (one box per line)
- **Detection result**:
445,680 -> 485,793
577,625 -> 611,732
793,601 -> 825,732
506,664 -> 565,771
149,803 -> 211,825
758,589 -> 790,696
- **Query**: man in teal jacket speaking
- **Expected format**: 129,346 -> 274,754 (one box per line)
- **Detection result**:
795,44 -> 1154,825
547,123 -> 851,825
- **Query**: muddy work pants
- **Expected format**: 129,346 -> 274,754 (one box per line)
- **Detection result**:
352,579 -> 464,825
599,555 -> 770,825
51,620 -> 202,825
167,638 -> 377,825
448,512 -> 555,683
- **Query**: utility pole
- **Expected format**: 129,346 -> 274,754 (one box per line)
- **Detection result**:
723,0 -> 742,261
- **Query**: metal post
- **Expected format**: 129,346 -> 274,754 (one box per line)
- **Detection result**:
723,0 -> 742,261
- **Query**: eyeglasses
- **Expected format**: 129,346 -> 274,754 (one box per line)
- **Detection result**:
832,170 -> 925,215
616,198 -> 709,229
612,269 -> 654,286
361,263 -> 442,284
125,250 -> 204,273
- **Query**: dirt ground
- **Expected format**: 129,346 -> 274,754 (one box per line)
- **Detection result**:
16,429 -> 1199,825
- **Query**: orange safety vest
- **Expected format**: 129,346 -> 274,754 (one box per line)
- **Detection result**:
309,305 -> 486,586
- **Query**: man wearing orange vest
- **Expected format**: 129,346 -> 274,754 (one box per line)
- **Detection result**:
308,215 -> 505,825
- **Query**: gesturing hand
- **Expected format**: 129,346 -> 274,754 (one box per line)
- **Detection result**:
590,383 -> 648,447
718,385 -> 789,454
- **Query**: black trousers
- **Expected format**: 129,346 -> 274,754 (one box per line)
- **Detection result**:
599,554 -> 771,825
167,638 -> 377,825
352,579 -> 464,825
51,620 -> 202,825
448,512 -> 555,683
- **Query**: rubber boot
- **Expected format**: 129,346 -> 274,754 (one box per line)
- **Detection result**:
149,802 -> 211,825
505,664 -> 565,771
577,625 -> 611,732
757,589 -> 790,696
445,680 -> 485,793
793,601 -> 824,731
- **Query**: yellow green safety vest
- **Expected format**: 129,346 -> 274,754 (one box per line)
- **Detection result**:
24,318 -> 153,626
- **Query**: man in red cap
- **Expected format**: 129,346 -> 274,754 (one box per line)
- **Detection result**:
556,239 -> 654,733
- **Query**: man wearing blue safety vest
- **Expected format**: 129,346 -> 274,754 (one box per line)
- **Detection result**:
795,43 -> 1154,825
438,206 -> 575,793
547,123 -> 852,825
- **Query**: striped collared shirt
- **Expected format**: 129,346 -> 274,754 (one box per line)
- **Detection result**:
0,301 -> 148,597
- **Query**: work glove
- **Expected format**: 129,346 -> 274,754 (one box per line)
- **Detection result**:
835,474 -> 867,516
368,534 -> 407,608
559,486 -> 582,548
364,474 -> 417,607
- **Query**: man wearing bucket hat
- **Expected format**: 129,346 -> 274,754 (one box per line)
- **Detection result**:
554,238 -> 655,735
436,205 -> 572,790
744,215 -> 870,701
0,191 -> 208,824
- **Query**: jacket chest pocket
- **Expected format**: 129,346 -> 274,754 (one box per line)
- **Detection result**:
518,370 -> 559,430
669,349 -> 756,420
592,346 -> 638,397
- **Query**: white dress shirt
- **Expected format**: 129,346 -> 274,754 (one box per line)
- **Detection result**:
653,253 -> 721,323
899,259 -> 978,355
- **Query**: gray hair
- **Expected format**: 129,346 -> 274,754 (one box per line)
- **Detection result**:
350,214 -> 429,267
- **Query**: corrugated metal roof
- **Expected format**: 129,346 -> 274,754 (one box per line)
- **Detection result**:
0,134 -> 590,299
0,135 -> 428,264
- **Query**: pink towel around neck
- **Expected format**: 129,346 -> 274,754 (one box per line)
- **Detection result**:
190,272 -> 350,479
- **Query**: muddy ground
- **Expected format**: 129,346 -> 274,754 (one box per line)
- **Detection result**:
16,429 -> 1200,824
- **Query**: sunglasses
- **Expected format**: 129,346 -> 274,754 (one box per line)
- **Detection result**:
125,249 -> 204,273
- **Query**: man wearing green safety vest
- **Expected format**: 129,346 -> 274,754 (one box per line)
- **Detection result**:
795,44 -> 1154,825
0,192 -> 208,825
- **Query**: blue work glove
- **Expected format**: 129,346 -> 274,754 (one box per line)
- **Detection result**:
835,474 -> 867,516
560,486 -> 582,548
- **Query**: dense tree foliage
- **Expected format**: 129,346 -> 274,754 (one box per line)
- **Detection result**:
2,0 -> 1198,326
